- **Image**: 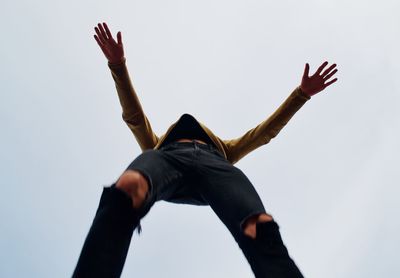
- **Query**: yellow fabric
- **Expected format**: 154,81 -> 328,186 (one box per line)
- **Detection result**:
108,59 -> 311,164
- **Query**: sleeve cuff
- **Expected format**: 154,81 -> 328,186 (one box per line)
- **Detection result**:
295,86 -> 311,101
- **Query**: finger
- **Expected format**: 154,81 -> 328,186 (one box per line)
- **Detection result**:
94,27 -> 106,44
303,63 -> 310,78
94,34 -> 104,46
321,64 -> 337,78
117,31 -> 122,45
98,23 -> 109,40
103,22 -> 113,40
316,61 -> 329,75
324,78 -> 338,88
323,69 -> 338,81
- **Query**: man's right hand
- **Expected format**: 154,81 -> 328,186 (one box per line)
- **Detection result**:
94,22 -> 125,64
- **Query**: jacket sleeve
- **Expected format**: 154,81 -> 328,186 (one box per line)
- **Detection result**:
222,87 -> 310,164
108,59 -> 159,151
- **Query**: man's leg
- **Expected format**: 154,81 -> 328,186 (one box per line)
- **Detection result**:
73,148 -> 194,277
72,170 -> 149,278
237,219 -> 304,278
196,148 -> 304,278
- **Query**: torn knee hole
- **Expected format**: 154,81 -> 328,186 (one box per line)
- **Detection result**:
116,171 -> 149,209
242,213 -> 274,239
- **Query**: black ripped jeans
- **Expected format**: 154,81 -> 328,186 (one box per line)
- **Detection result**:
73,141 -> 304,278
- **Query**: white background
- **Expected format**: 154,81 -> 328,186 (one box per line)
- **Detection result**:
1,0 -> 399,277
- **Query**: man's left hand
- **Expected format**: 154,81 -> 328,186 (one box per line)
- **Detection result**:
300,62 -> 338,97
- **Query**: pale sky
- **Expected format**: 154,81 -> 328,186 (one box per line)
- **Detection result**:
1,0 -> 399,277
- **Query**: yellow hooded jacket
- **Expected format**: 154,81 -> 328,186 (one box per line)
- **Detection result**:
108,59 -> 311,165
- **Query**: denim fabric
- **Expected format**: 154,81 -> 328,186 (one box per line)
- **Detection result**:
126,141 -> 267,231
125,140 -> 304,277
73,141 -> 304,277
72,186 -> 139,278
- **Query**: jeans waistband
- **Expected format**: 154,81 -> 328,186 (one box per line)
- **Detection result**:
162,140 -> 217,151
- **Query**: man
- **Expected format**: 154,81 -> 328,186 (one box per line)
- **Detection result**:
72,22 -> 338,278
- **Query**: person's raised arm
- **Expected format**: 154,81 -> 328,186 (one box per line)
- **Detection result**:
94,22 -> 159,150
223,62 -> 338,164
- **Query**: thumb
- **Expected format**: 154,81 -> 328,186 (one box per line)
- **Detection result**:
303,63 -> 310,78
117,31 -> 122,45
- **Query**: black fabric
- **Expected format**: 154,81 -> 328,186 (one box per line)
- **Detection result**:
72,186 -> 139,278
237,221 -> 304,278
73,141 -> 304,277
125,141 -> 304,277
159,113 -> 216,148
126,141 -> 267,225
